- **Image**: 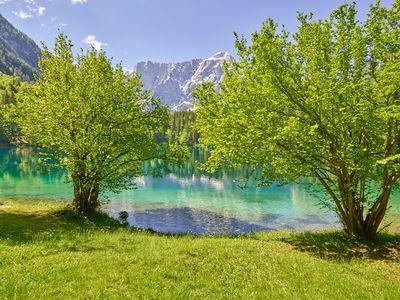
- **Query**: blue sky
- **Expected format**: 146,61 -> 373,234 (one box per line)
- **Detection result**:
0,0 -> 395,69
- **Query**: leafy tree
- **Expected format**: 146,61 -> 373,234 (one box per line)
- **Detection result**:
13,34 -> 172,213
0,72 -> 23,143
194,1 -> 400,239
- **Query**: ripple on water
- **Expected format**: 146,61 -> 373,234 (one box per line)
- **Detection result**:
111,207 -> 340,235
119,207 -> 272,235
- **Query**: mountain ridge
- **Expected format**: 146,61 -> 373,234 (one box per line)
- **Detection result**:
0,14 -> 41,81
133,51 -> 233,110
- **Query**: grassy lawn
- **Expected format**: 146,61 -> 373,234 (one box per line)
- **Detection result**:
0,198 -> 399,299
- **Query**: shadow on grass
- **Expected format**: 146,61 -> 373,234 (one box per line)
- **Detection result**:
1,202 -> 399,262
0,206 -> 124,244
283,231 -> 400,261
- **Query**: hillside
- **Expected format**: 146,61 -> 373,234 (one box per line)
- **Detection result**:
0,14 -> 41,81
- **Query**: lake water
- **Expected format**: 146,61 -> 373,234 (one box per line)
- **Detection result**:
1,147 -> 399,234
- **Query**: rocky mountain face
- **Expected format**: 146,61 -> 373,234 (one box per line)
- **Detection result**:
0,14 -> 41,81
133,52 -> 233,110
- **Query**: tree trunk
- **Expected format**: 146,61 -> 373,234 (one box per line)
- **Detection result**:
337,187 -> 392,240
71,177 -> 100,214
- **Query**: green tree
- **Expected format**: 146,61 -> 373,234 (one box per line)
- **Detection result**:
0,72 -> 24,143
194,1 -> 400,239
13,34 -> 171,213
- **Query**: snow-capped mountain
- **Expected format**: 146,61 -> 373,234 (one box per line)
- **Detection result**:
133,52 -> 233,110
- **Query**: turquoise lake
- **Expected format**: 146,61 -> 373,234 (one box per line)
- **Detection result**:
1,147 -> 399,234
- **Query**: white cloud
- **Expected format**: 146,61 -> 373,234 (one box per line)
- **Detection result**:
83,35 -> 107,51
13,10 -> 33,19
37,6 -> 45,16
0,0 -> 11,5
71,0 -> 87,4
23,0 -> 46,17
122,67 -> 133,74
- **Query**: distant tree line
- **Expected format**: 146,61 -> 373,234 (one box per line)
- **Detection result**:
168,111 -> 200,145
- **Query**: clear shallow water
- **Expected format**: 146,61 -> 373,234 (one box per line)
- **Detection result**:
1,147 -> 399,234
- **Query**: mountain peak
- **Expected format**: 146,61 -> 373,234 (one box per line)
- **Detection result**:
208,51 -> 232,60
133,52 -> 234,109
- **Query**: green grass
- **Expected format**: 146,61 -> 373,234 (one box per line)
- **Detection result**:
0,198 -> 399,299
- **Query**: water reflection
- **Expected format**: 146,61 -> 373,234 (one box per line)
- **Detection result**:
0,147 -> 70,198
105,148 -> 340,232
1,147 -> 399,234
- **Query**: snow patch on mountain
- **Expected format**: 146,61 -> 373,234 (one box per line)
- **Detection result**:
172,101 -> 196,111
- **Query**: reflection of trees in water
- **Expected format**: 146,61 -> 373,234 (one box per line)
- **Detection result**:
142,147 -> 260,183
0,147 -> 66,181
1,146 -> 260,186
290,183 -> 322,213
